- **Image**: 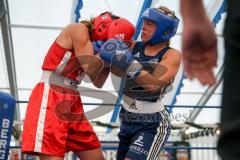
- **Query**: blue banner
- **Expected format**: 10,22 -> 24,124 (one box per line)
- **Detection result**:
0,91 -> 15,160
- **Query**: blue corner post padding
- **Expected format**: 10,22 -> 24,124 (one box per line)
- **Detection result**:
0,91 -> 16,160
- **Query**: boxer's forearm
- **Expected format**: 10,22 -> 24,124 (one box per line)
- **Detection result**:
93,66 -> 110,88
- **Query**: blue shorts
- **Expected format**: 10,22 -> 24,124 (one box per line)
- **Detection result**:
117,108 -> 171,160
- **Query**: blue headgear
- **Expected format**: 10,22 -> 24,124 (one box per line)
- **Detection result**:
142,8 -> 179,45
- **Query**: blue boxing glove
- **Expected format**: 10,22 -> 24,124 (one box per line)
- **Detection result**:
92,40 -> 105,54
99,39 -> 128,62
99,39 -> 142,78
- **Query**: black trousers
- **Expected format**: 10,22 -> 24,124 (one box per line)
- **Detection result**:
217,0 -> 240,159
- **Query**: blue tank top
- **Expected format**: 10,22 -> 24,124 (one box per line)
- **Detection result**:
123,41 -> 172,102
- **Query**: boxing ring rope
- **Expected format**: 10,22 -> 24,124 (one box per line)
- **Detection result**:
16,100 -> 222,109
13,101 -> 222,133
14,100 -> 222,131
9,145 -> 217,150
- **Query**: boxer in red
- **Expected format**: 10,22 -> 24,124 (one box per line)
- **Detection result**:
21,12 -> 135,160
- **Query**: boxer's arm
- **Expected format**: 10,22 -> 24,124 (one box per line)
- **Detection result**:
135,49 -> 181,92
70,23 -> 109,88
91,64 -> 110,88
91,54 -> 111,88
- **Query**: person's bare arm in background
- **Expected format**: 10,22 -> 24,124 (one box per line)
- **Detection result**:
180,0 -> 217,85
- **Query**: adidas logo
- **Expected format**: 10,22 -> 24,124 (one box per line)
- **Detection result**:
134,52 -> 140,58
129,103 -> 137,110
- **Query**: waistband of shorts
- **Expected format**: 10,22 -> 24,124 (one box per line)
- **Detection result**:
119,107 -> 163,123
122,95 -> 165,114
40,70 -> 79,91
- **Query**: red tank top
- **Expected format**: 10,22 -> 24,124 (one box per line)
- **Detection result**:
42,41 -> 83,81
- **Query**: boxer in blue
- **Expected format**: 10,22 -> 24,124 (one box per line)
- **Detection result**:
99,6 -> 181,160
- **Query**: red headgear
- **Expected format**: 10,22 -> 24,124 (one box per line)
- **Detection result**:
92,12 -> 113,41
108,18 -> 136,41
